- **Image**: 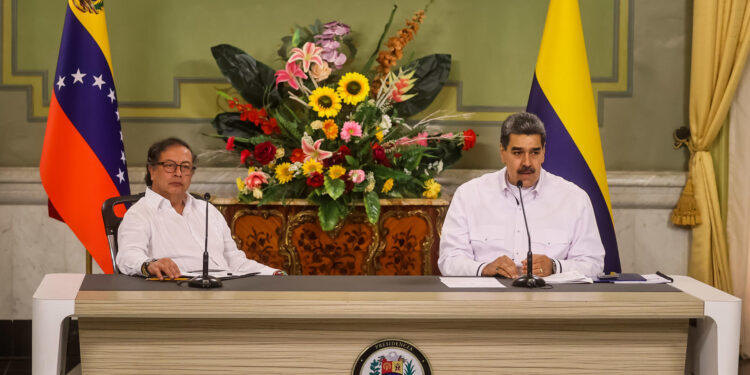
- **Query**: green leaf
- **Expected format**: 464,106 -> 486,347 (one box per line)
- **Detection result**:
372,165 -> 413,182
393,54 -> 452,117
291,28 -> 301,48
318,198 -> 344,231
210,44 -> 285,108
345,155 -> 359,168
216,90 -> 233,101
274,110 -> 302,142
324,176 -> 346,200
211,112 -> 260,138
364,191 -> 381,224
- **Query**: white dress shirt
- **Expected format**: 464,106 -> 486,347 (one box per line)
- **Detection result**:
438,168 -> 605,277
116,188 -> 277,275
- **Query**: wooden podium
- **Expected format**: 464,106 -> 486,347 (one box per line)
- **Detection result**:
66,275 -> 712,374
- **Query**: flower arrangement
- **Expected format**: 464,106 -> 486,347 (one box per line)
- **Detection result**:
210,5 -> 477,231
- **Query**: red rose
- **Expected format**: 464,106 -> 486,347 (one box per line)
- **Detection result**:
371,143 -> 390,167
253,141 -> 277,165
240,149 -> 251,164
290,148 -> 306,163
306,172 -> 324,187
463,129 -> 477,151
324,145 -> 350,168
338,145 -> 351,156
226,136 -> 235,151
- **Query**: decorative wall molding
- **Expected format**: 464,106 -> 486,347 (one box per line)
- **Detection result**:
0,0 -> 632,124
0,167 -> 685,209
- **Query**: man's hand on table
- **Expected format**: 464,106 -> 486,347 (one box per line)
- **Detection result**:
481,256 -> 519,278
147,258 -> 181,280
522,254 -> 553,277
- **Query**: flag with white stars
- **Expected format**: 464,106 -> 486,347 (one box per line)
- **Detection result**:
40,0 -> 129,274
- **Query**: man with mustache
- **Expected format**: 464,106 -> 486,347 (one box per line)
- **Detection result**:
116,138 -> 284,279
438,112 -> 605,278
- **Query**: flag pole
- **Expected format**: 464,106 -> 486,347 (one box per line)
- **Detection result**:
86,251 -> 92,274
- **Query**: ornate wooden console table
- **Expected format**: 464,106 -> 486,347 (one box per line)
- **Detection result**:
213,198 -> 449,275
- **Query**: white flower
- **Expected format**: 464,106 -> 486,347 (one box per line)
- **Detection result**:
365,180 -> 375,193
310,120 -> 324,130
365,172 -> 376,192
404,168 -> 412,175
436,160 -> 444,174
275,148 -> 285,159
252,188 -> 263,199
379,114 -> 392,130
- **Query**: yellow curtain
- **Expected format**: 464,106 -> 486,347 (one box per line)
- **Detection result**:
672,0 -> 750,292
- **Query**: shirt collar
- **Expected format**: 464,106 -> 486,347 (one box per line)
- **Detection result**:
499,167 -> 546,198
144,187 -> 191,212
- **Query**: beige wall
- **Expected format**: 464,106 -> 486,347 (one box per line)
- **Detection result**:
0,0 -> 690,171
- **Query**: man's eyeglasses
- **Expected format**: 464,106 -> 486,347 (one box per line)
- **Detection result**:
155,161 -> 196,175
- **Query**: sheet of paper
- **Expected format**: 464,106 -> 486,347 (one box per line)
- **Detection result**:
181,270 -> 244,278
612,274 -> 671,284
543,271 -> 593,284
439,277 -> 506,288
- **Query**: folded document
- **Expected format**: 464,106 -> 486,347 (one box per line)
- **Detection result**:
543,271 -> 593,284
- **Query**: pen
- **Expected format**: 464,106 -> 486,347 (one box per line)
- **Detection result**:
146,277 -> 189,281
656,271 -> 673,283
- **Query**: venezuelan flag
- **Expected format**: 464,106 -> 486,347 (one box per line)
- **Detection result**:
526,0 -> 621,272
40,0 -> 129,274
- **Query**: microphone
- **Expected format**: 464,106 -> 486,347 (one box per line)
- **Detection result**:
512,180 -> 546,288
189,192 -> 223,288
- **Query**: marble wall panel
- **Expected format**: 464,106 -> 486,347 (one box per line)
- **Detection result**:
0,206 -> 14,318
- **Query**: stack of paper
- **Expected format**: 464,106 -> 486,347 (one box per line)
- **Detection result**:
543,271 -> 593,284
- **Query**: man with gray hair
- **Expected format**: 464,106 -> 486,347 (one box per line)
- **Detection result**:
438,112 -> 605,278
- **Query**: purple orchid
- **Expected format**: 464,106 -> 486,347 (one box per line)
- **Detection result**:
313,21 -> 351,69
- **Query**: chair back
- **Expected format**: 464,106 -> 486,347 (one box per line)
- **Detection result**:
101,193 -> 145,274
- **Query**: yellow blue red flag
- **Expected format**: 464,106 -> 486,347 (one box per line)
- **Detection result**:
526,0 -> 620,272
40,0 -> 129,273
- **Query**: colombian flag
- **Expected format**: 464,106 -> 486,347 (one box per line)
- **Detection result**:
526,0 -> 621,272
40,0 -> 129,274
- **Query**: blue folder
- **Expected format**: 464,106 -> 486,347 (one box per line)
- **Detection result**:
594,273 -> 647,283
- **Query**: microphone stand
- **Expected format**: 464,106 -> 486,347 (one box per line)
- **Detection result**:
512,180 -> 546,288
189,192 -> 223,288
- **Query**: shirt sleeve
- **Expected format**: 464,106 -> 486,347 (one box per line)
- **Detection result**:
116,207 -> 152,276
214,205 -> 278,275
558,193 -> 605,277
438,185 -> 486,276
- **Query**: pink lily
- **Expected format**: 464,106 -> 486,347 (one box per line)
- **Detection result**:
288,42 -> 324,72
301,137 -> 333,162
275,61 -> 308,90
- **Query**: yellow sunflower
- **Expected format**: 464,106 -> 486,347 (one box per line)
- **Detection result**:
308,86 -> 342,118
322,119 -> 339,140
381,178 -> 394,193
337,72 -> 370,105
302,159 -> 323,176
275,163 -> 294,184
422,178 -> 441,199
328,165 -> 346,180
